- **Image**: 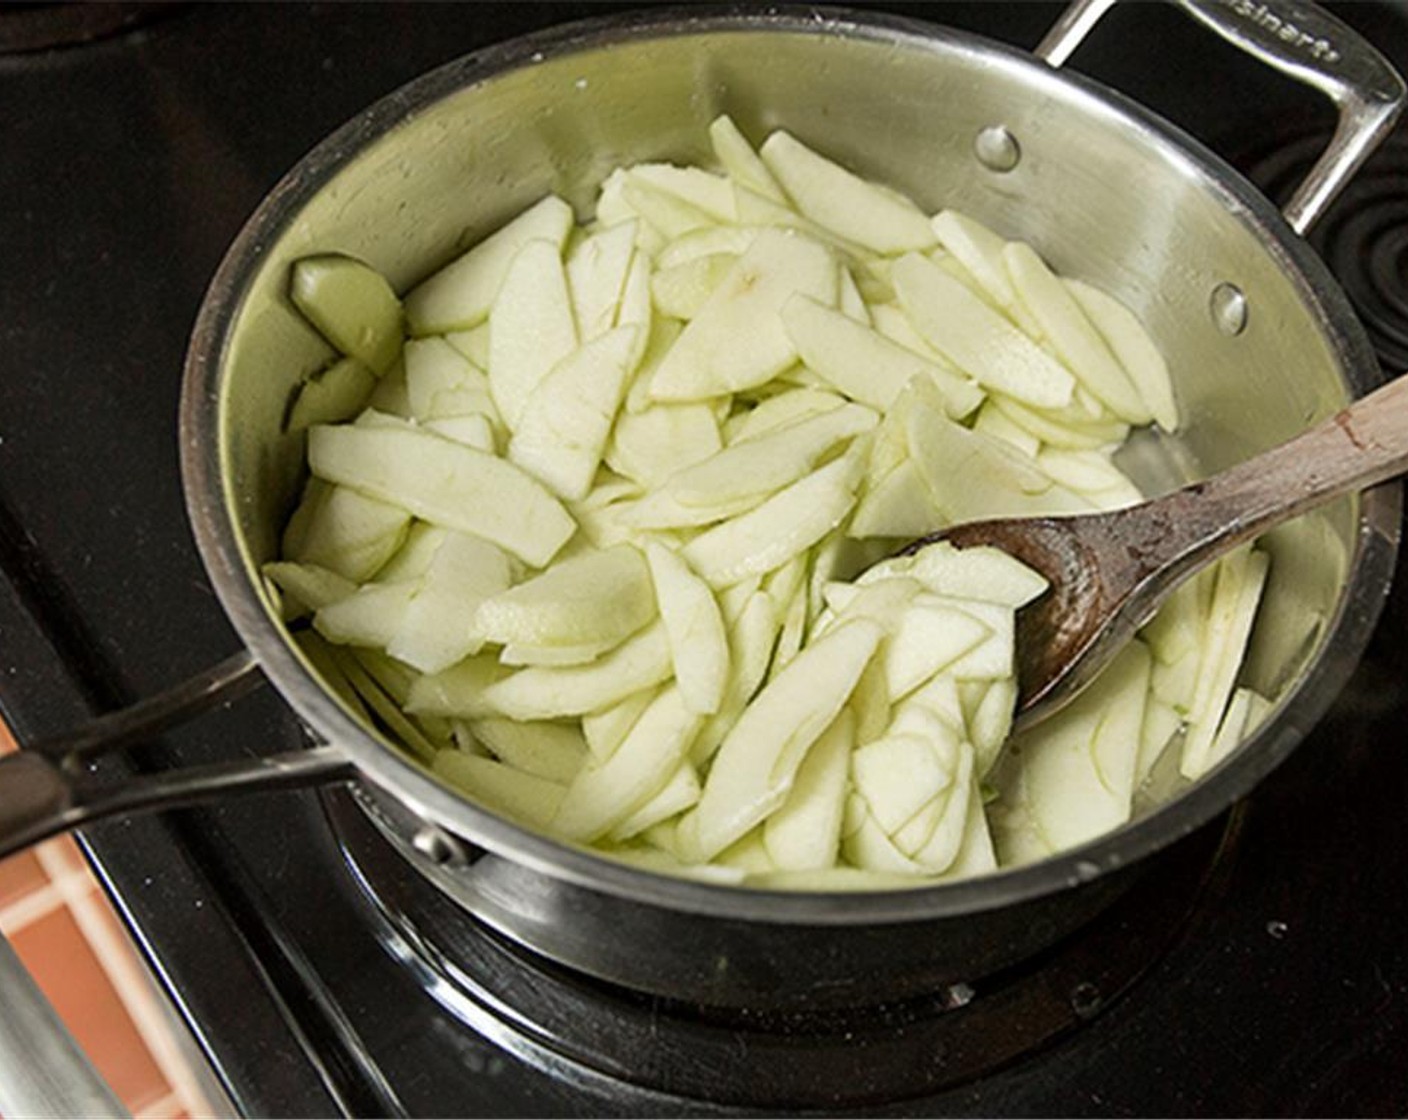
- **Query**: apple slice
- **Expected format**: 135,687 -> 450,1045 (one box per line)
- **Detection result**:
290,253 -> 403,374
1065,277 -> 1179,433
762,708 -> 854,871
892,251 -> 1075,409
566,220 -> 639,340
682,616 -> 883,862
262,561 -> 357,620
433,750 -> 566,829
866,539 -> 1049,609
469,717 -> 588,784
551,685 -> 704,842
582,685 -> 659,763
281,478 -> 411,582
386,532 -> 512,673
645,542 -> 729,716
480,619 -> 674,720
782,293 -> 983,418
664,402 -> 876,509
722,387 -> 847,444
709,115 -> 787,202
690,589 -> 783,767
759,130 -> 937,254
287,357 -> 376,432
488,238 -> 579,431
507,325 -> 640,501
680,451 -> 863,587
628,164 -> 736,223
647,228 -> 838,401
404,336 -> 498,423
307,424 -> 575,567
475,543 -> 654,650
313,580 -> 418,649
1003,242 -> 1151,425
609,761 -> 702,842
651,252 -> 738,320
852,732 -> 955,835
605,402 -> 721,488
929,210 -> 1042,337
404,195 -> 574,335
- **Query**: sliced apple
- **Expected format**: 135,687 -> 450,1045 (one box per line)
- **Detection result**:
306,423 -> 575,567
404,194 -> 574,335
1066,277 -> 1179,433
488,238 -> 578,430
290,253 -> 403,374
709,115 -> 787,202
386,532 -> 512,673
762,708 -> 854,871
647,228 -> 838,401
287,357 -> 376,432
682,616 -> 883,861
566,220 -> 639,340
645,542 -> 729,715
892,251 -> 1075,409
470,717 -> 588,784
759,130 -> 937,254
282,478 -> 411,582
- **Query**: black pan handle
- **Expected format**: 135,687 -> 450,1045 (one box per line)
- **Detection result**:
0,651 -> 355,861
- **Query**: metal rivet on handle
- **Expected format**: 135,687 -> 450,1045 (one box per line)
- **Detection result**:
1211,283 -> 1249,336
411,824 -> 466,866
974,125 -> 1021,172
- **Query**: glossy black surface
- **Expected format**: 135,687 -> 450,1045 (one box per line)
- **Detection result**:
0,3 -> 1405,1116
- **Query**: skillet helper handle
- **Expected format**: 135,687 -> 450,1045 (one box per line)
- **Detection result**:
1037,0 -> 1406,235
0,650 -> 355,861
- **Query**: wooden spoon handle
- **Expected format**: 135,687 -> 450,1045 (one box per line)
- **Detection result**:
1134,371 -> 1408,581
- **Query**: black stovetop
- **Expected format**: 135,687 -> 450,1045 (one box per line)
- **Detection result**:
1,3 -> 1406,1116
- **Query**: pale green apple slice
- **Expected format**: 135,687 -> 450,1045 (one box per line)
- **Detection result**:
758,130 -> 937,254
1135,694 -> 1183,788
488,238 -> 578,431
908,743 -> 974,872
664,402 -> 875,509
328,647 -> 440,763
290,253 -> 403,374
608,761 -> 702,843
852,733 -> 954,835
690,589 -> 783,767
882,597 -> 993,700
287,357 -> 376,432
475,543 -> 654,650
469,718 -> 588,784
499,636 -> 627,667
373,522 -> 448,584
848,459 -> 944,539
605,402 -> 721,487
645,542 -> 729,716
405,651 -> 511,720
867,539 -> 1049,609
762,708 -> 853,871
838,266 -> 870,324
1065,278 -> 1179,433
551,685 -> 704,842
1016,637 -> 1152,850
1180,546 -> 1270,778
892,252 -> 1075,409
972,400 -> 1041,457
651,252 -> 738,320
314,580 -> 418,649
1003,242 -> 1152,425
306,424 -> 575,568
404,195 -> 574,335
962,677 -> 1017,778
507,325 -> 640,501
680,451 -> 863,587
282,479 -> 411,583
647,228 -> 838,401
433,750 -> 566,829
262,561 -> 356,620
842,799 -> 928,875
722,387 -> 847,444
620,177 -> 719,239
582,685 -> 660,763
628,164 -> 736,223
782,293 -> 983,418
480,619 -> 674,721
929,210 -> 1042,337
386,532 -> 511,673
424,414 -> 496,453
681,616 -> 883,862
443,322 -> 490,368
566,220 -> 638,340
1205,686 -> 1273,773
709,115 -> 787,202
657,225 -> 761,269
404,336 -> 498,422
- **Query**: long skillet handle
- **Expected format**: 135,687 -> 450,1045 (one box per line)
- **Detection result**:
1038,0 -> 1406,234
0,651 -> 355,861
1115,372 -> 1408,598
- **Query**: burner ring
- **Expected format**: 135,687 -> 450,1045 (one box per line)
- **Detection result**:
1242,130 -> 1408,370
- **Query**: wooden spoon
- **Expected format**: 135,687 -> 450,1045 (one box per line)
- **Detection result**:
898,373 -> 1408,732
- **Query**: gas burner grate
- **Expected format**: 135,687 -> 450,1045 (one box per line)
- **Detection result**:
325,787 -> 1244,1111
1242,130 -> 1408,371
